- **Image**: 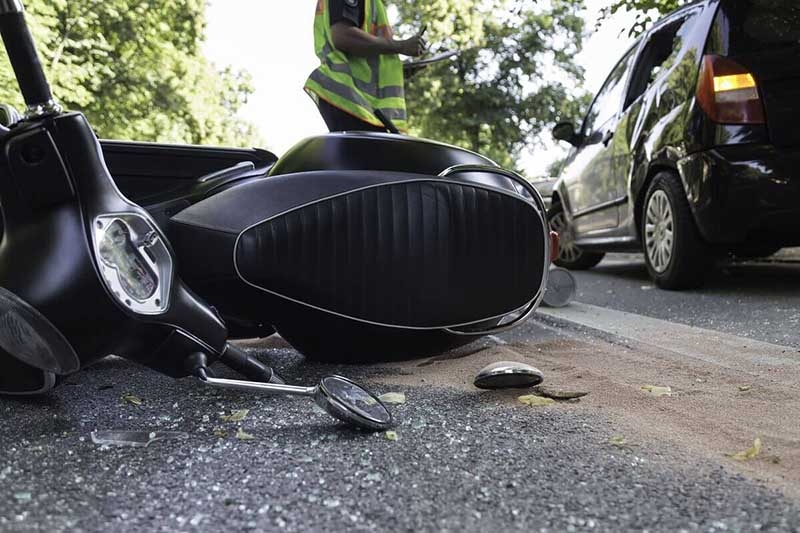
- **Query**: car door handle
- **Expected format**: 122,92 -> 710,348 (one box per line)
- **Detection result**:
602,131 -> 614,146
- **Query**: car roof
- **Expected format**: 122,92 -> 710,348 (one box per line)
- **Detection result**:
646,0 -> 714,34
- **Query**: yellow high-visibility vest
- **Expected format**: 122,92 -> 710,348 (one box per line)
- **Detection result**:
304,0 -> 407,131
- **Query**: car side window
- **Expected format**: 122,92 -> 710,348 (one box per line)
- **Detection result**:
581,46 -> 637,137
624,13 -> 697,108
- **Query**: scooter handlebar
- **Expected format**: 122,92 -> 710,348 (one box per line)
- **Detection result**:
0,1 -> 58,114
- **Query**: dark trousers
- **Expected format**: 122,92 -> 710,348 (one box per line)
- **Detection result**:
318,99 -> 386,133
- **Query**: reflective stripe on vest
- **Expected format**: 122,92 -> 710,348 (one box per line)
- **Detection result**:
304,0 -> 407,130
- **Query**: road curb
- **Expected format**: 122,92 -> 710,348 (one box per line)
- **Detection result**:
538,302 -> 800,382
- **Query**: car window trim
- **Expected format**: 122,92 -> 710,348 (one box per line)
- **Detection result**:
579,41 -> 642,138
621,7 -> 704,112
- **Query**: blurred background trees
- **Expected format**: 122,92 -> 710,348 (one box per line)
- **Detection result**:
601,0 -> 687,36
0,0 -> 688,161
394,0 -> 591,171
0,0 -> 262,146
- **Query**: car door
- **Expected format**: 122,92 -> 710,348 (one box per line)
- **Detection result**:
562,45 -> 638,237
612,10 -> 703,235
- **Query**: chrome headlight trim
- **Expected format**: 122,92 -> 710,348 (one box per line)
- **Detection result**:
92,213 -> 173,315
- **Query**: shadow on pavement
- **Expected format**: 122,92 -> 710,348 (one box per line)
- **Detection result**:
588,253 -> 800,296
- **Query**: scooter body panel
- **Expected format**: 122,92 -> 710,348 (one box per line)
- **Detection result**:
269,132 -> 495,176
0,113 -> 230,391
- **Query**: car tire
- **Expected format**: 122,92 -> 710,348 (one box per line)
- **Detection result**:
548,204 -> 605,270
641,171 -> 710,290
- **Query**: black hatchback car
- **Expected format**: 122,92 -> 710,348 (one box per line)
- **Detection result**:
550,0 -> 800,289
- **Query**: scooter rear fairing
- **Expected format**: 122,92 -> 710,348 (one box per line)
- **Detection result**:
269,131 -> 493,176
168,133 -> 550,361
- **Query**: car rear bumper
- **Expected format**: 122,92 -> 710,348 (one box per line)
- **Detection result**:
677,144 -> 800,246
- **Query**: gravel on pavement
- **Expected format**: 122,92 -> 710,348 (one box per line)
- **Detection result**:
1,338 -> 798,532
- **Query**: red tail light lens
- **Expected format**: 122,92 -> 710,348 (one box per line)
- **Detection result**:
696,55 -> 765,124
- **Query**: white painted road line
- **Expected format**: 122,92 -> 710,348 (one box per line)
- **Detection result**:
538,302 -> 800,379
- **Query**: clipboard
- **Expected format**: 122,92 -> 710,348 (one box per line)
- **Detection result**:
403,50 -> 458,72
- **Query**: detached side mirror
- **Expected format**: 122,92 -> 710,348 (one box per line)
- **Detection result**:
552,122 -> 580,147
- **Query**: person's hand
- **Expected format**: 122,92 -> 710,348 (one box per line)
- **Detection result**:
393,31 -> 427,57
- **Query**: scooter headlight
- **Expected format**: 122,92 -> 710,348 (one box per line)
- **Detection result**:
92,213 -> 173,315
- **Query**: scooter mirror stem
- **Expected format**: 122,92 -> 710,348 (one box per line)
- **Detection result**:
184,352 -> 392,431
197,374 -> 317,396
0,0 -> 62,118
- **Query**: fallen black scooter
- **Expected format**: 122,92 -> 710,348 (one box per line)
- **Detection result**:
0,2 -> 551,423
0,1 -> 392,430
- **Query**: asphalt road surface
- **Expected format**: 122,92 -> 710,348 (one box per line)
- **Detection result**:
2,303 -> 800,532
568,250 -> 800,349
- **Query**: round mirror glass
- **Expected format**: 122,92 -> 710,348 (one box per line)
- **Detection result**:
543,267 -> 576,308
318,376 -> 392,430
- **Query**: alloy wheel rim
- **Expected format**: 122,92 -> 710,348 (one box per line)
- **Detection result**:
550,211 -> 582,264
644,190 -> 674,274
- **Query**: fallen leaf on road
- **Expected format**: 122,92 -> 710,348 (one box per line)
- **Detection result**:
122,394 -> 143,406
518,395 -> 555,407
641,385 -> 672,397
220,409 -> 250,422
609,435 -> 639,450
738,385 -> 752,392
609,436 -> 626,447
213,428 -> 228,438
378,392 -> 406,405
727,437 -> 762,461
534,386 -> 588,400
385,431 -> 398,441
235,429 -> 256,441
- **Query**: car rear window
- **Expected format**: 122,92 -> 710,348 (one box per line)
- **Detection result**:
717,0 -> 800,54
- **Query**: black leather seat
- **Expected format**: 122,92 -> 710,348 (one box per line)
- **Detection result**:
168,169 -> 547,360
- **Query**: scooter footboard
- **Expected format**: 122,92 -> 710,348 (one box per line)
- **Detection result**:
169,169 -> 549,360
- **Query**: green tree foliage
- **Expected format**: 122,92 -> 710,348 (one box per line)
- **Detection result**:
393,0 -> 589,172
600,0 -> 688,37
0,0 -> 261,146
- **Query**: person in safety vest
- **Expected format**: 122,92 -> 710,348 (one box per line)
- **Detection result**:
305,0 -> 426,133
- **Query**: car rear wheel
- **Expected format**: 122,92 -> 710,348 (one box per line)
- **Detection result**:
548,204 -> 605,270
641,172 -> 710,289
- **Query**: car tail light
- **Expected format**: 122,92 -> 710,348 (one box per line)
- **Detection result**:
696,55 -> 765,124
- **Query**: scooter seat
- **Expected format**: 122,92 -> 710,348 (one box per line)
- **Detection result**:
168,169 -> 547,359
